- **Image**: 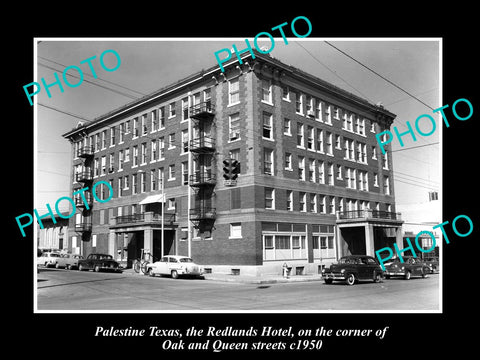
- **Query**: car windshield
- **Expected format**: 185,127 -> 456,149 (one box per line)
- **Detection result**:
98,255 -> 113,260
179,258 -> 193,263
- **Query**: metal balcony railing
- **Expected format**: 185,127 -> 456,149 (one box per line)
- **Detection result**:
337,210 -> 402,221
189,137 -> 215,152
189,207 -> 216,220
77,145 -> 94,158
114,212 -> 176,225
189,172 -> 216,186
74,193 -> 93,207
75,170 -> 93,182
189,101 -> 215,119
75,222 -> 92,232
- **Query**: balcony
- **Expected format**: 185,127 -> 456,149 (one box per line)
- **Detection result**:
189,172 -> 216,187
189,207 -> 216,220
190,137 -> 215,153
77,145 -> 94,158
112,211 -> 176,227
75,222 -> 92,232
337,210 -> 402,221
189,101 -> 215,120
74,192 -> 93,208
75,170 -> 93,183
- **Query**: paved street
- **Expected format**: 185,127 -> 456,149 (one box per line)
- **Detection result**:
37,268 -> 439,311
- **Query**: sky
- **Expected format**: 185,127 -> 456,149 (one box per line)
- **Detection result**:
34,38 -> 440,219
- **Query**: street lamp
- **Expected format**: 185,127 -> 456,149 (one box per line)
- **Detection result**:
137,169 -> 165,257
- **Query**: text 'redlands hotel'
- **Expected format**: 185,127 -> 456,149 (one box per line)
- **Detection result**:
63,48 -> 404,276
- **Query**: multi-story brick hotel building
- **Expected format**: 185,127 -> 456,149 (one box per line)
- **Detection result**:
62,48 -> 403,276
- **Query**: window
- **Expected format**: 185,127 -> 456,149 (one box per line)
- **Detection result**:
142,114 -> 147,135
229,148 -> 240,162
297,123 -> 304,147
151,140 -> 157,162
182,97 -> 188,121
261,79 -> 272,104
328,196 -> 335,214
298,156 -> 305,181
374,173 -> 379,187
169,102 -> 176,118
327,163 -> 334,185
276,236 -> 290,249
94,134 -> 99,152
326,105 -> 332,123
159,137 -> 165,160
228,77 -> 240,105
108,153 -> 114,172
335,134 -> 341,149
286,190 -> 293,211
158,168 -> 164,186
359,171 -> 369,191
93,158 -> 99,177
124,174 -> 129,190
118,150 -> 124,171
346,168 -> 356,189
229,113 -> 240,141
265,188 -> 275,209
309,193 -> 317,213
306,96 -> 313,116
151,109 -> 157,132
283,118 -> 291,135
382,151 -> 389,170
119,123 -> 125,143
308,158 -> 315,182
326,132 -> 333,155
101,130 -> 107,149
317,129 -> 324,152
315,100 -> 323,121
168,198 -> 175,210
181,129 -> 189,154
125,120 -> 131,134
262,112 -> 273,139
132,174 -> 137,194
133,118 -> 139,138
110,127 -> 115,146
384,176 -> 390,195
230,223 -> 242,238
118,177 -> 123,197
182,162 -> 188,185
344,139 -> 355,161
356,117 -> 365,136
295,92 -> 303,114
101,156 -> 106,175
307,126 -> 314,150
319,195 -> 326,214
263,148 -> 274,175
372,146 -> 377,159
141,143 -> 147,165
168,164 -> 176,181
159,107 -> 165,129
336,164 -> 342,179
333,106 -> 340,121
168,133 -> 175,149
264,235 -> 274,249
338,198 -> 344,213
370,122 -> 376,133
124,148 -> 130,163
285,152 -> 292,170
299,192 -> 306,212
282,85 -> 290,101
140,172 -> 146,193
318,161 -> 325,184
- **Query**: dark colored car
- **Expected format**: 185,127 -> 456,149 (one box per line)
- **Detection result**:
77,253 -> 122,273
423,256 -> 439,274
322,255 -> 384,286
384,256 -> 430,279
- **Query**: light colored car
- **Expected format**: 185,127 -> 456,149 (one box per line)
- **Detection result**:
55,254 -> 84,269
146,255 -> 204,279
37,251 -> 61,268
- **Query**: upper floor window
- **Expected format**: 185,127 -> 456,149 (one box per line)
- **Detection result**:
263,112 -> 273,140
169,102 -> 176,118
261,79 -> 272,104
229,113 -> 240,141
229,77 -> 240,105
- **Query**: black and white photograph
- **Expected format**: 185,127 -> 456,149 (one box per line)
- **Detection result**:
9,8 -> 478,356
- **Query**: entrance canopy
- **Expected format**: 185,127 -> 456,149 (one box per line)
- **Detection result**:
139,194 -> 165,205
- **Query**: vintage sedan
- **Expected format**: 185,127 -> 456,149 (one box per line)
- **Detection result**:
55,254 -> 84,270
384,256 -> 430,279
37,251 -> 61,268
146,255 -> 204,279
424,256 -> 439,274
77,253 -> 122,273
322,255 -> 384,285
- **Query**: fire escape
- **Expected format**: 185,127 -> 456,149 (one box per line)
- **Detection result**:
74,143 -> 94,236
189,101 -> 216,233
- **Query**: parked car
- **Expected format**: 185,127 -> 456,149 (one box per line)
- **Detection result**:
146,255 -> 204,279
322,255 -> 384,285
384,256 -> 430,279
77,254 -> 122,273
37,251 -> 61,268
423,256 -> 439,274
55,254 -> 84,270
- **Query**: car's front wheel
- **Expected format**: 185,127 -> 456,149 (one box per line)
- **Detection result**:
346,273 -> 356,286
373,272 -> 382,283
94,265 -> 101,272
171,270 -> 179,279
404,271 -> 411,280
78,264 -> 85,271
148,268 -> 155,277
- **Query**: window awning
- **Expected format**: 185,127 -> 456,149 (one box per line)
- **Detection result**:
139,194 -> 165,205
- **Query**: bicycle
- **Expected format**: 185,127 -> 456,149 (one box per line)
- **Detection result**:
133,249 -> 155,275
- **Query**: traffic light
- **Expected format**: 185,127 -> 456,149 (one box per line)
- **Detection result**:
223,158 -> 241,184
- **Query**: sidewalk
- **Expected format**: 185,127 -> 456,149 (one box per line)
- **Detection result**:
122,268 -> 323,284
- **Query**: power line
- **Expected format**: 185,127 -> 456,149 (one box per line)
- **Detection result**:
38,56 -> 147,97
38,103 -> 92,122
394,170 -> 439,185
391,142 -> 439,153
323,41 -> 435,111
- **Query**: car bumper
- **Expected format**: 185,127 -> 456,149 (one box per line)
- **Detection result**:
322,273 -> 346,280
385,271 -> 405,276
